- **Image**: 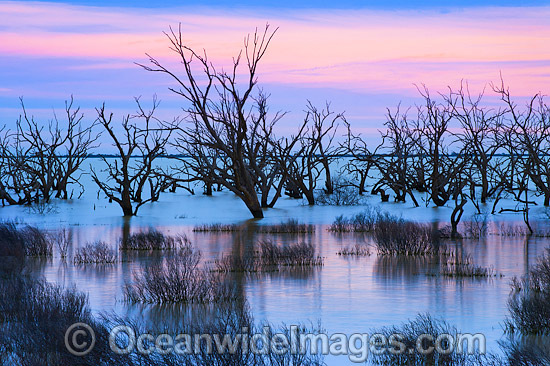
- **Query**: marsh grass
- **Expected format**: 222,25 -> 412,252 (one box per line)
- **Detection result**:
435,255 -> 497,278
315,181 -> 363,206
463,214 -> 488,239
337,243 -> 371,256
370,313 -> 489,366
257,219 -> 315,233
121,230 -> 189,251
327,206 -> 379,232
0,222 -> 53,257
74,241 -> 117,264
505,248 -> 550,335
125,244 -> 234,304
193,219 -> 315,233
52,228 -> 71,259
214,241 -> 323,273
373,214 -> 440,256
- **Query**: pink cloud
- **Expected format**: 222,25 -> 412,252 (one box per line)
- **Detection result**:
0,2 -> 549,96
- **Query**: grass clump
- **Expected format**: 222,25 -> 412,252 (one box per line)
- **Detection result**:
194,219 -> 315,233
257,219 -> 315,233
214,241 -> 323,273
505,248 -> 550,335
328,207 -> 379,232
192,223 -> 240,232
337,243 -> 371,256
428,254 -> 497,278
373,214 -> 440,256
121,229 -> 188,250
0,221 -> 52,257
74,242 -> 117,264
125,243 -> 234,304
370,313 -> 489,366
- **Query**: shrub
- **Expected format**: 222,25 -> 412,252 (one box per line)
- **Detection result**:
121,230 -> 188,250
20,225 -> 53,257
194,219 -> 315,234
0,222 -> 25,273
373,214 -> 440,256
0,275 -> 113,365
506,248 -> 550,335
257,219 -> 315,233
463,214 -> 488,239
74,242 -> 117,264
214,241 -> 323,273
125,244 -> 234,304
315,178 -> 363,206
370,313 -> 489,366
193,223 -> 240,232
337,243 -> 371,256
327,206 -> 379,232
428,254 -> 496,278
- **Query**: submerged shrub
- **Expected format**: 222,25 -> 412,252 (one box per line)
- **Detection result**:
257,219 -> 315,233
337,243 -> 371,256
214,241 -> 323,273
194,219 -> 315,233
315,178 -> 363,206
373,214 -> 440,256
74,241 -> 117,264
21,226 -> 53,257
327,206 -> 379,232
0,222 -> 25,273
125,244 -> 234,304
506,248 -> 550,335
370,313 -> 489,366
121,229 -> 188,250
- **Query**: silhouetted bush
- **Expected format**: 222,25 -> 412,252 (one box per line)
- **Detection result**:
0,275 -> 114,365
328,206 -> 379,232
315,178 -> 363,206
373,214 -> 440,256
257,219 -> 315,233
337,243 -> 371,256
370,313 -> 490,366
121,230 -> 188,251
125,244 -> 234,304
506,248 -> 550,335
74,241 -> 117,264
0,222 -> 52,258
0,222 -> 25,273
194,219 -> 315,233
214,241 -> 323,273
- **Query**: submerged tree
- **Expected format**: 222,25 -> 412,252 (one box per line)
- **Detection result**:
0,97 -> 97,206
139,24 -> 279,218
91,98 -> 172,216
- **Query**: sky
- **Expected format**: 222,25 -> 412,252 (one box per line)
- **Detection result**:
1,0 -> 550,144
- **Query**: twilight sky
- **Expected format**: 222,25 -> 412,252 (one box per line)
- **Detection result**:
1,0 -> 549,141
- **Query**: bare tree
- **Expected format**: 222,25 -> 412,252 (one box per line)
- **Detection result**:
139,24 -> 279,218
91,98 -> 172,216
414,86 -> 466,207
340,123 -> 377,196
446,83 -> 506,205
277,102 -> 341,205
372,105 -> 420,206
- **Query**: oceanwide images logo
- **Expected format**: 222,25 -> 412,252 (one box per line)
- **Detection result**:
66,322 -> 486,362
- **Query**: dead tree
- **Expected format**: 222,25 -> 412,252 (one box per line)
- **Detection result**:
447,83 -> 507,204
277,102 -> 341,205
414,86 -> 465,207
373,105 -> 420,206
139,24 -> 279,218
91,98 -> 172,216
340,122 -> 377,195
245,92 -> 287,208
494,81 -> 550,206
